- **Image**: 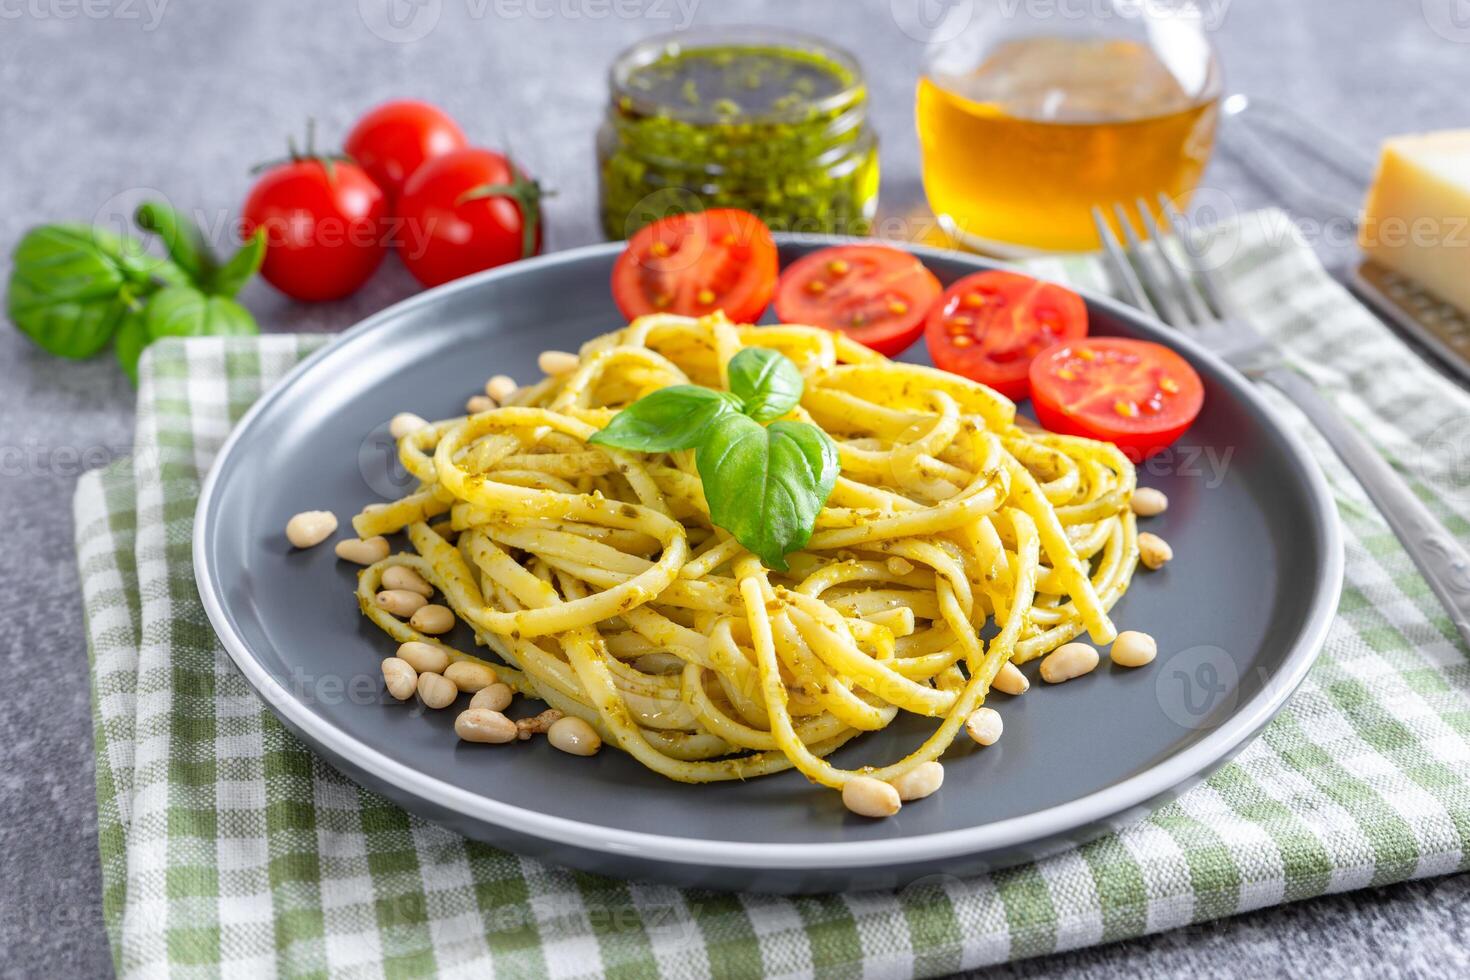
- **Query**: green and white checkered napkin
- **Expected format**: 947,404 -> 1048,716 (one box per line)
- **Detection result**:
75,209 -> 1470,978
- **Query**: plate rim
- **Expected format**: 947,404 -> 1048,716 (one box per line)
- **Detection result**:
193,235 -> 1344,871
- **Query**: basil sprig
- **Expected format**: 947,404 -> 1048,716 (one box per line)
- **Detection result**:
590,347 -> 839,570
6,201 -> 265,384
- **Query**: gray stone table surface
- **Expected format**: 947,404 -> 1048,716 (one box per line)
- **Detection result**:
3,0 -> 1469,975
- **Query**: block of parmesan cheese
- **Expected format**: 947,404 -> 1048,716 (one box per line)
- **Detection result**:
1360,130 -> 1470,314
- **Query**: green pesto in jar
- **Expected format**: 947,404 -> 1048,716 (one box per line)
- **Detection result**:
598,31 -> 879,239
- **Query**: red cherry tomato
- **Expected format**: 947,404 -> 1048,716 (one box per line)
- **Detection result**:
344,100 -> 467,202
1028,337 -> 1205,461
611,209 -> 777,323
772,245 -> 942,356
241,159 -> 388,302
924,270 -> 1088,400
396,148 -> 544,289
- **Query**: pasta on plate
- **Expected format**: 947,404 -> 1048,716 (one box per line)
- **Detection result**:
349,312 -> 1140,799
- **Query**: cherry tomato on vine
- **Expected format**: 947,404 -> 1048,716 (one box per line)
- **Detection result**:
396,148 -> 544,289
773,245 -> 941,356
1028,337 -> 1205,461
344,100 -> 467,202
923,270 -> 1088,401
610,208 -> 777,323
241,153 -> 388,303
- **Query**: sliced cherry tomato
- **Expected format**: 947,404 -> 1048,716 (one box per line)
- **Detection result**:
396,148 -> 544,288
345,100 -> 468,202
1028,337 -> 1205,461
772,245 -> 941,356
924,270 -> 1088,400
241,158 -> 388,302
611,209 -> 777,323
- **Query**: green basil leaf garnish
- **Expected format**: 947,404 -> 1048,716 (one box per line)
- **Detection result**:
143,285 -> 259,342
7,225 -> 135,358
134,201 -> 217,286
113,301 -> 150,385
209,228 -> 266,299
696,413 -> 838,570
727,346 -> 803,422
589,385 -> 740,452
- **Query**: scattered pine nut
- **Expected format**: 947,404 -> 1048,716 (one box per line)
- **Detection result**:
466,394 -> 494,414
1111,631 -> 1158,668
965,707 -> 1004,745
889,761 -> 944,801
1131,487 -> 1169,517
1138,532 -> 1173,570
516,708 -> 564,740
842,776 -> 901,818
1040,642 -> 1099,683
389,413 -> 428,439
375,589 -> 428,618
455,708 -> 518,743
286,511 -> 337,549
416,671 -> 458,709
335,536 -> 389,565
382,566 -> 433,597
485,375 -> 517,402
538,350 -> 579,375
547,716 -> 602,756
992,661 -> 1029,696
444,661 -> 497,692
885,556 -> 915,576
397,641 -> 450,674
470,683 -> 513,712
409,604 -> 455,635
381,658 -> 417,701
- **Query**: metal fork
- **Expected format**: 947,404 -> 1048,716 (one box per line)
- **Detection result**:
1095,195 -> 1470,649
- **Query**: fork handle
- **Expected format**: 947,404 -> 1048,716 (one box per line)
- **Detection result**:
1261,366 -> 1470,649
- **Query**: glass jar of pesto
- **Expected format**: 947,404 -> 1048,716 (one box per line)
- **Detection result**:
597,28 -> 880,240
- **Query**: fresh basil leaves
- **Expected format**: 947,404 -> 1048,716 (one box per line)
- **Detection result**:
589,347 -> 839,570
6,201 -> 265,384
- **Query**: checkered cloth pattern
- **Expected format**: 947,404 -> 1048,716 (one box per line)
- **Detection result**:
74,210 -> 1470,977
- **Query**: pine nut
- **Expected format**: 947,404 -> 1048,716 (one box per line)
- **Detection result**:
885,556 -> 914,576
992,661 -> 1029,696
538,350 -> 579,376
389,412 -> 428,439
382,566 -> 433,597
1131,487 -> 1169,516
444,661 -> 497,692
375,589 -> 428,617
547,716 -> 602,756
486,374 -> 517,402
965,707 -> 1004,745
889,761 -> 944,801
416,671 -> 458,709
397,641 -> 449,674
1111,630 -> 1158,668
335,536 -> 389,565
470,683 -> 513,712
1138,532 -> 1173,570
1040,642 -> 1099,683
381,657 -> 417,701
842,776 -> 901,818
516,708 -> 563,739
455,708 -> 518,743
466,394 -> 494,414
285,510 -> 337,548
409,604 -> 455,634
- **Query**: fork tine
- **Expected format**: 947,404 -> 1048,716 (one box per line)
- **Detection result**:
1158,193 -> 1235,319
1135,197 -> 1213,325
1111,201 -> 1189,326
1091,206 -> 1159,320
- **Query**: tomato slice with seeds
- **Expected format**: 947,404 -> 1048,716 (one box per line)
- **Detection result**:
611,209 -> 778,323
773,245 -> 942,356
1028,337 -> 1205,462
923,270 -> 1088,400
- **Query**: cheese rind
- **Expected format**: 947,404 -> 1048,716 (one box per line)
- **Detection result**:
1360,130 -> 1470,314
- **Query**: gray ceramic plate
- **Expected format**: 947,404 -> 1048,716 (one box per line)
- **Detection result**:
195,238 -> 1342,893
